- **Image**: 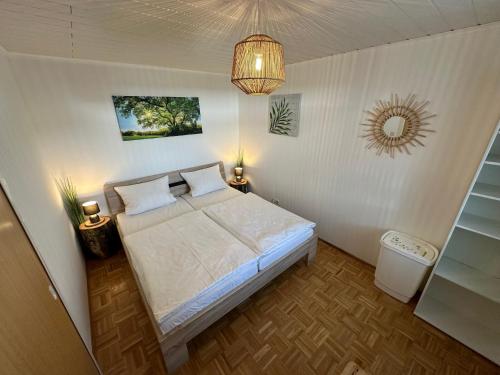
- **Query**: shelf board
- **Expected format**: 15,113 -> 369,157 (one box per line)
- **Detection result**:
485,154 -> 500,166
416,296 -> 500,364
435,257 -> 500,303
456,213 -> 500,241
470,183 -> 500,201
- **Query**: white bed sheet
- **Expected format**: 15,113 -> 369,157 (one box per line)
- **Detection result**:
123,210 -> 258,334
202,193 -> 316,270
181,186 -> 242,210
258,228 -> 314,270
116,198 -> 193,236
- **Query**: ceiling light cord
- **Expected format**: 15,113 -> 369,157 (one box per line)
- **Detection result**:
256,0 -> 260,34
69,4 -> 74,58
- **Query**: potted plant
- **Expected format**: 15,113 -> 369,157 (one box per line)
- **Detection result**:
56,177 -> 87,251
56,177 -> 84,229
235,149 -> 244,181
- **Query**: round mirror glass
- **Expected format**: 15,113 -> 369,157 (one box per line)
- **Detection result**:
383,116 -> 406,138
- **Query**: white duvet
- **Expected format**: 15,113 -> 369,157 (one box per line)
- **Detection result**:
202,193 -> 316,268
123,210 -> 258,333
181,186 -> 242,210
116,198 -> 193,236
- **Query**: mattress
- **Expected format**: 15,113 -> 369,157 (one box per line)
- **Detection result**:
181,186 -> 242,210
202,193 -> 316,270
122,210 -> 258,334
116,198 -> 193,236
258,228 -> 314,270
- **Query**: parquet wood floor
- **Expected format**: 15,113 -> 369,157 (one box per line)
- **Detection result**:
87,241 -> 499,375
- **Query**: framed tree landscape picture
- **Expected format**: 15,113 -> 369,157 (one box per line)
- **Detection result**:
269,94 -> 301,137
112,96 -> 202,141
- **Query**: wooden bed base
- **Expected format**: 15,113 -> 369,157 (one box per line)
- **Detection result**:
160,233 -> 318,372
120,229 -> 317,373
104,161 -> 318,373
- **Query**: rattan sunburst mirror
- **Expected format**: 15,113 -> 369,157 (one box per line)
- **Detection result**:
361,94 -> 436,158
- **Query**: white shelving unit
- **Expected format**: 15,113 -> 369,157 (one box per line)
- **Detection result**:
456,213 -> 500,241
415,121 -> 500,365
435,256 -> 500,303
485,154 -> 500,166
470,183 -> 500,201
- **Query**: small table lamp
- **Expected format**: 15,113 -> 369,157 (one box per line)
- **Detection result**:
82,201 -> 103,227
235,167 -> 243,182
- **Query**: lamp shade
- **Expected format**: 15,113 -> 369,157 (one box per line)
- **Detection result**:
82,201 -> 100,216
231,34 -> 285,95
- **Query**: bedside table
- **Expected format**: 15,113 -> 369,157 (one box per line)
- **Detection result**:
229,178 -> 249,193
79,216 -> 119,258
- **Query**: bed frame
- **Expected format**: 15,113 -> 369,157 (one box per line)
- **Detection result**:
103,161 -> 318,373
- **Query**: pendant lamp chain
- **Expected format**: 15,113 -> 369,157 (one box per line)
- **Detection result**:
256,0 -> 260,34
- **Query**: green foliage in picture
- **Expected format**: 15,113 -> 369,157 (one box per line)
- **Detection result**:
269,94 -> 301,137
269,98 -> 293,135
112,96 -> 202,141
56,177 -> 84,229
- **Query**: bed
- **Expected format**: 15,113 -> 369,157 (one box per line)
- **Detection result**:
116,198 -> 193,236
104,161 -> 318,373
202,192 -> 315,271
124,210 -> 259,334
180,185 -> 242,210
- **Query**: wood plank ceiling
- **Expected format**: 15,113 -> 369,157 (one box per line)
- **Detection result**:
1,0 -> 500,73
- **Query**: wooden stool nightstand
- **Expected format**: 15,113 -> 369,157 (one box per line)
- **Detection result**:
229,178 -> 249,193
79,216 -> 119,258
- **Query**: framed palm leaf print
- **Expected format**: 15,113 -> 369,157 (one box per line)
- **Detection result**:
269,94 -> 301,137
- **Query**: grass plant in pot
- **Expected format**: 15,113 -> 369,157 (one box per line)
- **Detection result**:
56,177 -> 86,251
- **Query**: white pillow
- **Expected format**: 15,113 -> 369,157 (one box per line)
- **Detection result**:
181,165 -> 227,197
114,175 -> 176,215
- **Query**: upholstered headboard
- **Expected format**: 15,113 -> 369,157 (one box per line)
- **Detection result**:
103,161 -> 225,217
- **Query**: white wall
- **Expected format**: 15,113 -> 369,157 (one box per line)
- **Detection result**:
3,22 -> 500,347
239,23 -> 500,265
2,53 -> 239,348
0,48 -> 91,346
8,55 -> 240,207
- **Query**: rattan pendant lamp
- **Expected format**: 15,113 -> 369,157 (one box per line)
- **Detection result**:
231,0 -> 285,95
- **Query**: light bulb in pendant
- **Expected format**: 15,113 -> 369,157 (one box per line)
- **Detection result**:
255,53 -> 263,71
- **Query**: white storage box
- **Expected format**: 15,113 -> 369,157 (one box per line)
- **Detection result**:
375,231 -> 438,303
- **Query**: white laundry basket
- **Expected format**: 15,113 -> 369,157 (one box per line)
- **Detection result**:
375,231 -> 438,303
